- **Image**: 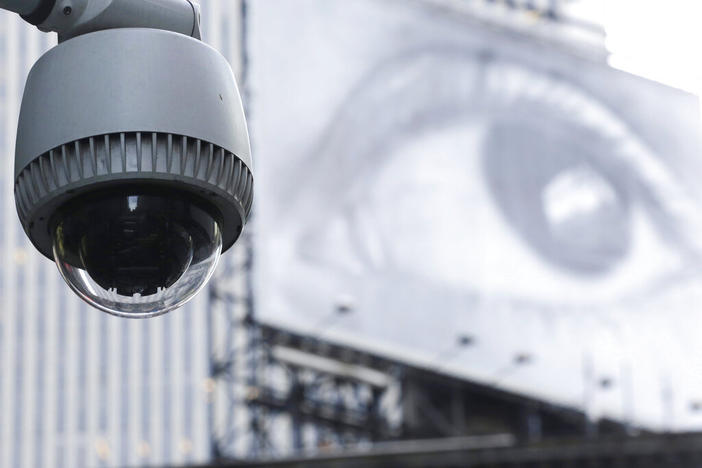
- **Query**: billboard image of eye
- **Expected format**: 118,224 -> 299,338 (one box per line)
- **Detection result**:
247,0 -> 702,430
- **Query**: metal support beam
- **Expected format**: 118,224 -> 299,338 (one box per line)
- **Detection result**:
189,433 -> 702,468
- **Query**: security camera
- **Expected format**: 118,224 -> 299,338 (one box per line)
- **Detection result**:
2,0 -> 253,317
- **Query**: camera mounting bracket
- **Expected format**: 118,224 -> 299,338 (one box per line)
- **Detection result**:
0,0 -> 201,42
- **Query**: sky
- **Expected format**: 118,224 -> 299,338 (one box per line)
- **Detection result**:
578,1 -> 702,97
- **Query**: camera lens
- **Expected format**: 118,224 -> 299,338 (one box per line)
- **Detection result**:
52,188 -> 222,317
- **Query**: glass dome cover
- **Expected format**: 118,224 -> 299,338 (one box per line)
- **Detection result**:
52,188 -> 222,318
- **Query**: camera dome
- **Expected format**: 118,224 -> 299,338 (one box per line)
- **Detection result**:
52,189 -> 222,318
13,28 -> 253,317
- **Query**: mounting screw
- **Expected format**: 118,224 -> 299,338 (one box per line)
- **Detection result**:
63,6 -> 72,16
457,334 -> 474,347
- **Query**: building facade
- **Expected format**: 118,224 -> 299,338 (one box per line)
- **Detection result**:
0,2 -> 245,467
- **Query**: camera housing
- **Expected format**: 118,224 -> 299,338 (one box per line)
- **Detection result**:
13,27 -> 253,317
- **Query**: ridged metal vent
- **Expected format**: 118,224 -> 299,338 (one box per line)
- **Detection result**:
15,131 -> 254,222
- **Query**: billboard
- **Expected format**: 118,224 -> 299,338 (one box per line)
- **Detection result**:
248,0 -> 702,430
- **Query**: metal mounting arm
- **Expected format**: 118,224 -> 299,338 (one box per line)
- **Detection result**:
0,0 -> 201,42
0,0 -> 42,16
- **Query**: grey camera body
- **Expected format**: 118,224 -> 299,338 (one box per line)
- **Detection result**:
14,26 -> 253,260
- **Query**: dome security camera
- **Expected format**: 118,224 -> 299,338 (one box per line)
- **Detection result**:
3,0 -> 253,317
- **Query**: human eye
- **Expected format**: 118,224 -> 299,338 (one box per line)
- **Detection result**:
291,50 -> 694,309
